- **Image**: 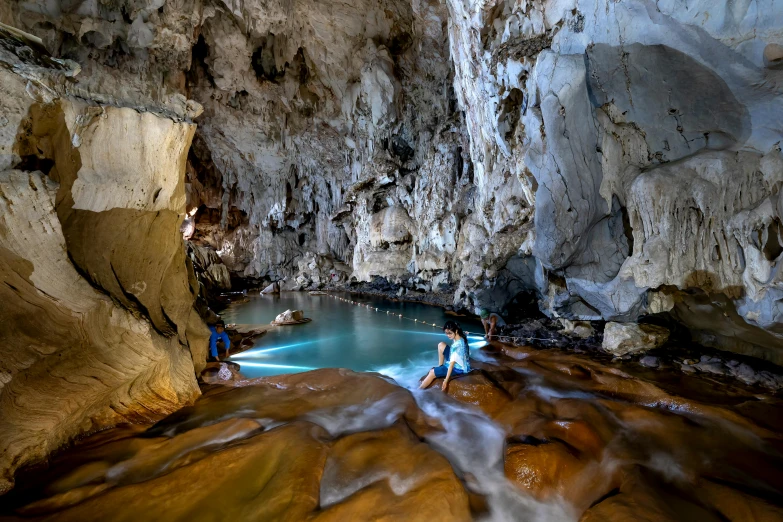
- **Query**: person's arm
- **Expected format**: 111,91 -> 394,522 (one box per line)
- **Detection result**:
482,319 -> 489,337
222,333 -> 231,357
489,316 -> 497,338
209,334 -> 217,358
442,360 -> 456,391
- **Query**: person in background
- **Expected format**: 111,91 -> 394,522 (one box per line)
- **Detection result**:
478,308 -> 506,340
419,320 -> 471,391
208,320 -> 231,362
180,207 -> 198,240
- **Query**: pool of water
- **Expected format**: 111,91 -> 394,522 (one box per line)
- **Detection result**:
221,292 -> 487,379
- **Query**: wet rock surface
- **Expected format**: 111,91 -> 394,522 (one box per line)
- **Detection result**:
1,370 -> 472,521
2,352 -> 782,521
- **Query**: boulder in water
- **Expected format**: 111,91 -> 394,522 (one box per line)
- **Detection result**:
602,323 -> 669,356
272,309 -> 308,325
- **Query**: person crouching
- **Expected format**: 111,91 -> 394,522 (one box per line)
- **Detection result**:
208,320 -> 231,362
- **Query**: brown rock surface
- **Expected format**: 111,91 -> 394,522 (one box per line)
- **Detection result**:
154,369 -> 431,438
0,54 -> 207,491
1,364 -> 782,521
3,372 -> 469,521
435,371 -> 513,418
312,422 -> 470,521
33,422 -> 330,522
697,480 -> 783,522
580,471 -> 726,522
505,441 -> 597,503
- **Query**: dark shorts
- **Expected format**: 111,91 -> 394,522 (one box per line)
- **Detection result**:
433,364 -> 465,378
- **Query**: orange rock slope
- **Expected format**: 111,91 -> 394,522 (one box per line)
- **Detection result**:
2,356 -> 782,522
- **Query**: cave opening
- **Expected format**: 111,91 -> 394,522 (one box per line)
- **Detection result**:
187,34 -> 215,89
252,34 -> 285,83
762,218 -> 783,261
498,88 -> 524,143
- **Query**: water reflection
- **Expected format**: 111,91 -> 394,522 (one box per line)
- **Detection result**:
222,293 -> 483,378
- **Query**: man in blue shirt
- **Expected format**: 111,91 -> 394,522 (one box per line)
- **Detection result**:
208,320 -> 231,361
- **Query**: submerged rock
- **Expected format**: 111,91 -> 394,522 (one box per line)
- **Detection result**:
602,323 -> 670,356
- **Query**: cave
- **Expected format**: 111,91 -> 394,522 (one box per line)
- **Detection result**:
251,33 -> 285,83
1,1 -> 783,520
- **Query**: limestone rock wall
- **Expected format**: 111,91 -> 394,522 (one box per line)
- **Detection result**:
0,31 -> 207,492
445,0 -> 783,362
3,0 -> 783,363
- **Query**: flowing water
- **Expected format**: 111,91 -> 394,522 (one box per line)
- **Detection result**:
2,293 -> 782,521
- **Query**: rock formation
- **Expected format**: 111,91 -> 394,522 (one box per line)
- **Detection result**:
2,0 -> 783,489
4,0 -> 780,363
0,25 -> 207,492
4,361 -> 783,521
602,323 -> 670,357
447,0 -> 783,363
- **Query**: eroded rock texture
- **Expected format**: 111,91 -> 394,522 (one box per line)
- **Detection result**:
0,31 -> 207,492
446,0 -> 783,362
4,361 -> 783,521
6,0 -> 781,362
2,0 -> 783,452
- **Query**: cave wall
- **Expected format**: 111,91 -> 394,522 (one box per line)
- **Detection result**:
2,1 -> 783,360
445,0 -> 783,362
0,32 -> 207,492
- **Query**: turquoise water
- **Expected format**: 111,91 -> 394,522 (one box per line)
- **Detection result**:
221,292 -> 487,379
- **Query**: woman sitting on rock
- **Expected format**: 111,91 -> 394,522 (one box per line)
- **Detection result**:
419,320 -> 471,391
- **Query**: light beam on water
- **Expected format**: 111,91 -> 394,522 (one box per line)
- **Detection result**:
235,362 -> 317,370
220,293 -> 485,378
230,336 -> 349,359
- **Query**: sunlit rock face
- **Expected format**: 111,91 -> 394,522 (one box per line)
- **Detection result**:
0,35 -> 206,492
3,0 -> 783,358
446,0 -> 783,362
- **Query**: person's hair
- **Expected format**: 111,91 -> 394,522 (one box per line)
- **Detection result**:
215,320 -> 225,328
443,320 -> 469,355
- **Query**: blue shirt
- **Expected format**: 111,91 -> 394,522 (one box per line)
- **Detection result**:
209,327 -> 230,357
449,337 -> 471,372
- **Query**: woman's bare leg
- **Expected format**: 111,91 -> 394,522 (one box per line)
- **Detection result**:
419,369 -> 436,389
438,342 -> 447,366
